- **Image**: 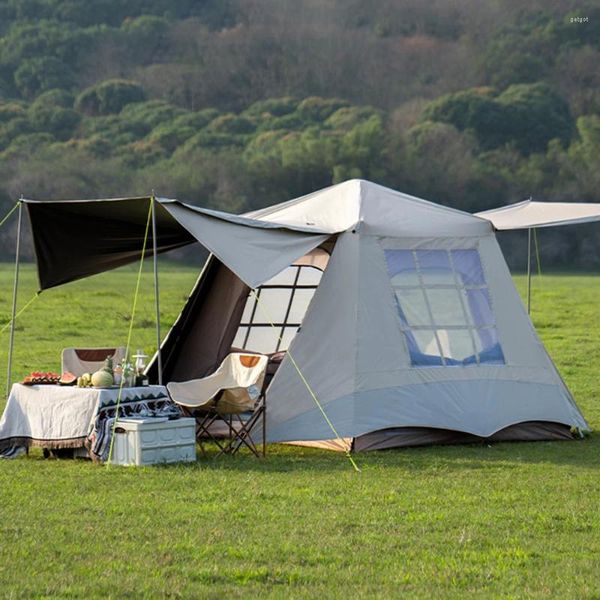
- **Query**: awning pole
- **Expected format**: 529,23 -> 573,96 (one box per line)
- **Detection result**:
7,201 -> 23,397
527,227 -> 532,315
151,195 -> 163,385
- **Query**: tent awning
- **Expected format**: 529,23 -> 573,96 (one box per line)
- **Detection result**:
24,197 -> 195,291
24,197 -> 333,291
161,201 -> 332,288
476,200 -> 600,230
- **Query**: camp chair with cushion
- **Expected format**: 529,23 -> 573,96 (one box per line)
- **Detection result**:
61,347 -> 126,377
167,353 -> 269,457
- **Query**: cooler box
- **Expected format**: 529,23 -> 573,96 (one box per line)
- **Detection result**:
111,417 -> 196,466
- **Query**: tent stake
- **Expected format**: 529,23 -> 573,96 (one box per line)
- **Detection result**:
527,227 -> 532,315
7,201 -> 22,397
151,195 -> 163,385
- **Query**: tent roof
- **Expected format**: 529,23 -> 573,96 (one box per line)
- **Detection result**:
248,179 -> 492,236
23,179 -> 493,290
476,200 -> 600,230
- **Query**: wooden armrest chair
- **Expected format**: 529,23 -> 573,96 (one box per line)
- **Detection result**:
167,353 -> 269,457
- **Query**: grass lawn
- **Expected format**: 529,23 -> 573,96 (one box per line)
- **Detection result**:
0,264 -> 599,598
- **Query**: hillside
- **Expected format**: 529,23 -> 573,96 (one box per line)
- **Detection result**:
0,0 -> 598,264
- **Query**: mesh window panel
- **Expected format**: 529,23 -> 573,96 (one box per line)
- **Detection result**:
233,263 -> 324,352
254,288 -> 291,323
384,248 -> 504,367
297,267 -> 322,285
245,327 -> 279,354
288,288 -> 316,323
264,266 -> 299,286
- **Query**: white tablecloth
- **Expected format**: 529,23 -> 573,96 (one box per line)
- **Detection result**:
0,384 -> 168,451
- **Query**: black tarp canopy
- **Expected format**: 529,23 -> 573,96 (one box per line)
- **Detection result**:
23,197 -> 195,291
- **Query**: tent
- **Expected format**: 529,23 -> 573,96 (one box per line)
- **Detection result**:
16,180 -> 590,451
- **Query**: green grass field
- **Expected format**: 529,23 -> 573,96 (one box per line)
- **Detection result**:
0,264 -> 599,598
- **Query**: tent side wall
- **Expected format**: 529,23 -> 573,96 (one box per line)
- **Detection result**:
265,231 -> 361,437
265,230 -> 589,445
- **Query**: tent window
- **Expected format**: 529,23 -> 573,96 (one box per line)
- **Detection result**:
233,264 -> 323,354
385,249 -> 505,367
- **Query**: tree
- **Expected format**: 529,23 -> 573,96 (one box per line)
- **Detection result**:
400,120 -> 479,208
14,57 -> 74,98
497,83 -> 574,153
297,97 -> 350,122
325,106 -> 380,131
421,87 -> 504,148
29,106 -> 80,141
119,100 -> 186,129
423,83 -> 574,154
565,115 -> 600,197
0,116 -> 33,151
206,114 -> 255,135
482,31 -> 550,89
76,114 -> 148,150
121,15 -> 170,64
148,110 -> 219,153
27,89 -> 79,140
32,88 -> 74,108
335,114 -> 385,182
75,79 -> 146,116
0,102 -> 26,124
243,97 -> 298,118
3,132 -> 55,159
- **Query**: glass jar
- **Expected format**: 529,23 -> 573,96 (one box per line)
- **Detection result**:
113,363 -> 123,386
122,362 -> 135,387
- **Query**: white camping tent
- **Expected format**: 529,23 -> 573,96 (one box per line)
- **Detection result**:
158,180 -> 588,450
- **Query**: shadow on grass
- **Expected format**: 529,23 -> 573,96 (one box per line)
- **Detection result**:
149,431 -> 600,474
15,432 -> 598,475
153,446 -> 357,474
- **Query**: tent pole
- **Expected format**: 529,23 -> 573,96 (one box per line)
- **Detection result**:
151,195 -> 163,385
527,228 -> 532,315
7,201 -> 22,397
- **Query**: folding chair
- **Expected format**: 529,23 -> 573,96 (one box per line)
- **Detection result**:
61,347 -> 126,377
166,353 -> 269,457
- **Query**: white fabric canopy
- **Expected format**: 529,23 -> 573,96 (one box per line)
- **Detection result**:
477,200 -> 600,230
161,201 -> 330,288
249,179 -> 492,237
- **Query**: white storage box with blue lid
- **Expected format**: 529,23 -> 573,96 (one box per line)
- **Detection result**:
111,417 -> 196,466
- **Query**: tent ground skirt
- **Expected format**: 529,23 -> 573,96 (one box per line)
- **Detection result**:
285,421 -> 574,452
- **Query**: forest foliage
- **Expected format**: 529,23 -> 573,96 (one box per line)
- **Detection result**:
0,0 -> 598,265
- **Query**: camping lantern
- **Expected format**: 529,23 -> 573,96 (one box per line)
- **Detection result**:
133,350 -> 148,375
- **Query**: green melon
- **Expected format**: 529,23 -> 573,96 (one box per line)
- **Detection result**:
91,370 -> 114,388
